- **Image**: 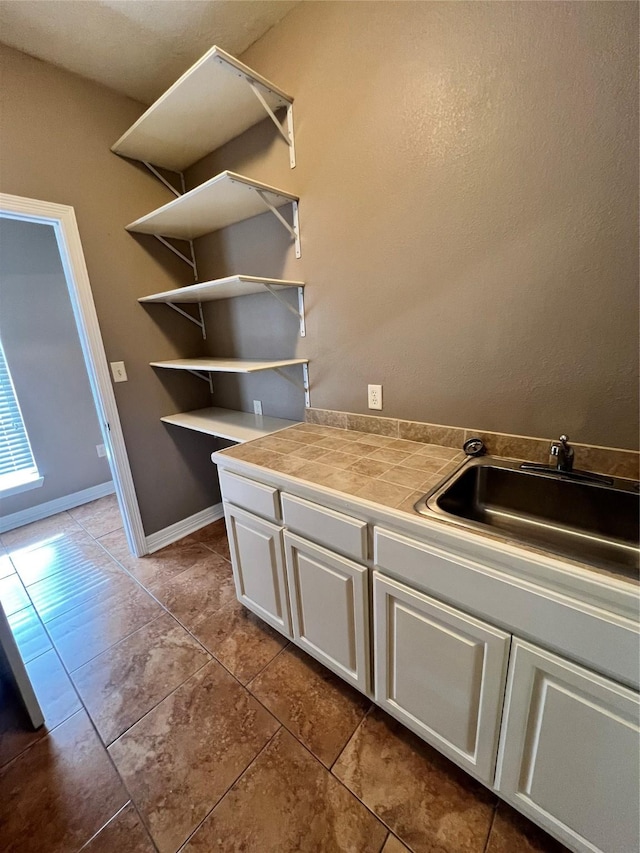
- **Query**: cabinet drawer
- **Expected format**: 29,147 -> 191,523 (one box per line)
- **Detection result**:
496,639 -> 640,853
284,532 -> 370,695
219,469 -> 280,522
282,493 -> 367,561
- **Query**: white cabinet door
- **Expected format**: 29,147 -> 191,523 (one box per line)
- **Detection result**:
373,571 -> 510,784
284,532 -> 370,695
496,639 -> 640,853
224,501 -> 292,637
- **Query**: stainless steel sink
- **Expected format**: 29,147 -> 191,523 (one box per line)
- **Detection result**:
414,457 -> 640,579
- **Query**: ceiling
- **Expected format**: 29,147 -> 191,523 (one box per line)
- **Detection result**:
0,0 -> 300,104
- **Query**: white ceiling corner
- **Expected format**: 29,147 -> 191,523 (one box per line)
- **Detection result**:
0,0 -> 300,104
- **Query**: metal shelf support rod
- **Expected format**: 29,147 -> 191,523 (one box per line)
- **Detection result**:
273,364 -> 310,408
164,302 -> 207,340
248,82 -> 296,168
142,162 -> 183,197
186,370 -> 214,394
153,235 -> 196,270
256,191 -> 301,259
264,285 -> 306,336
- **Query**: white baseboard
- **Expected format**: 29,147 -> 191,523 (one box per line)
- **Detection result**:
145,502 -> 224,554
0,481 -> 115,534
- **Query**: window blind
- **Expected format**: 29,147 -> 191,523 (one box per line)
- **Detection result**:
0,337 -> 39,486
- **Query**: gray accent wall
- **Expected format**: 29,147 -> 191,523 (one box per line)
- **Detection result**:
189,1 -> 639,451
0,218 -> 110,514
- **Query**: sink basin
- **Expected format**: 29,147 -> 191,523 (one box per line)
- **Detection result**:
414,457 -> 639,579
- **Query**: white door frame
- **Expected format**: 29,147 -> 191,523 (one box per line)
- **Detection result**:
0,192 -> 147,556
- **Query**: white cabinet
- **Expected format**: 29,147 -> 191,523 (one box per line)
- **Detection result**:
373,571 -> 510,784
224,501 -> 292,637
220,463 -> 640,853
496,639 -> 640,853
284,531 -> 370,695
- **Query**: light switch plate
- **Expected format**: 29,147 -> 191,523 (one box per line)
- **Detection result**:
110,361 -> 127,383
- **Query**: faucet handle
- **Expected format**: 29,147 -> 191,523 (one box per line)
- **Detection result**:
551,434 -> 574,471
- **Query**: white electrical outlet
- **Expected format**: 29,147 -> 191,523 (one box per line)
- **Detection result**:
253,400 -> 263,416
368,384 -> 383,410
110,361 -> 128,383
96,444 -> 107,458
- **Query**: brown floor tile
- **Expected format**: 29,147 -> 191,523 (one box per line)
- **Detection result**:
0,573 -> 30,617
333,709 -> 496,853
182,728 -> 388,853
27,556 -> 138,624
191,598 -> 288,684
102,529 -> 217,587
0,511 -> 84,552
71,612 -> 210,744
0,709 -> 127,853
110,659 -> 279,853
150,550 -> 236,626
80,802 -> 155,852
249,645 -> 370,767
183,518 -> 231,560
69,494 -> 123,539
383,835 -> 412,853
485,803 -> 570,853
0,648 -> 81,767
47,583 -> 162,672
6,605 -> 52,664
12,533 -> 113,587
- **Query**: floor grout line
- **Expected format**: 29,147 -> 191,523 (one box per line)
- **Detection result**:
482,802 -> 499,853
174,724 -> 284,852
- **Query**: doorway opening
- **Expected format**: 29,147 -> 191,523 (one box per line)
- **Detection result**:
0,193 -> 146,557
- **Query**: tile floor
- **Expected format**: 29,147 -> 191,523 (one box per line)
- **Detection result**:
0,496 -> 569,853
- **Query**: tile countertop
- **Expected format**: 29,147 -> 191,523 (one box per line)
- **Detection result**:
213,422 -> 640,599
214,422 -> 465,514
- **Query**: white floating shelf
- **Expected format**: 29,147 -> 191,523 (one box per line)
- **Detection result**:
161,407 -> 299,443
111,46 -> 293,172
126,171 -> 298,242
139,275 -> 304,304
150,357 -> 308,373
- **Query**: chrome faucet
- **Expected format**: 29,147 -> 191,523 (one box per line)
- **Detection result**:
549,435 -> 574,472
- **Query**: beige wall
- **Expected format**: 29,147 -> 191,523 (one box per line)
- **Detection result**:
0,44 -> 221,534
190,0 -> 639,450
